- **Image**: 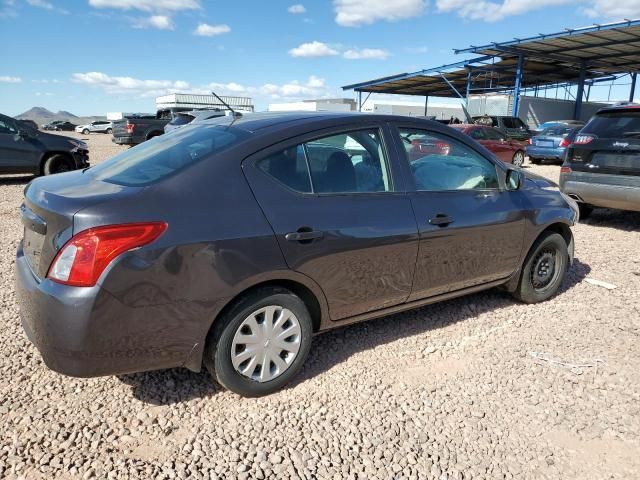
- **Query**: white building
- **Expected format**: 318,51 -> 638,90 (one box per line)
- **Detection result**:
156,93 -> 254,112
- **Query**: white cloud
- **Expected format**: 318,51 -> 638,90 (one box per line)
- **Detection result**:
334,0 -> 426,27
288,4 -> 306,13
0,76 -> 22,83
405,46 -> 428,54
289,41 -> 339,57
583,0 -> 640,17
134,14 -> 174,29
72,71 -> 191,97
88,0 -> 200,12
194,23 -> 231,36
27,0 -> 53,10
260,76 -> 331,99
343,48 -> 389,59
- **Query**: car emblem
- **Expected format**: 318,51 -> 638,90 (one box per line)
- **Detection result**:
613,141 -> 629,148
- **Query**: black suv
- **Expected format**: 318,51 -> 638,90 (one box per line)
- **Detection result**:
473,116 -> 532,142
560,105 -> 640,216
0,113 -> 89,175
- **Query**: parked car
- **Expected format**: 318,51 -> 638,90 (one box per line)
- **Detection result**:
531,120 -> 584,135
560,104 -> 640,216
16,112 -> 577,397
75,120 -> 113,135
449,124 -> 526,166
473,116 -> 532,142
18,119 -> 39,130
0,112 -> 89,175
112,108 -> 192,146
164,110 -> 226,134
527,126 -> 581,164
42,121 -> 76,131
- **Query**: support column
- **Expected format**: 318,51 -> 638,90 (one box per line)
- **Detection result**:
511,54 -> 524,117
424,95 -> 429,116
574,62 -> 586,120
629,73 -> 637,102
358,91 -> 362,112
465,70 -> 471,106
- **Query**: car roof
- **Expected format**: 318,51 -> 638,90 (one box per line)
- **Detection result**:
597,103 -> 640,114
198,111 -> 443,133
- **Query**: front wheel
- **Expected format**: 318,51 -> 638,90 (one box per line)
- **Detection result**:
43,154 -> 73,175
205,288 -> 313,397
82,129 -> 90,135
512,150 -> 525,167
512,232 -> 568,304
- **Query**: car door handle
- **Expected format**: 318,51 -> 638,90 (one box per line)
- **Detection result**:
428,214 -> 454,227
285,230 -> 324,242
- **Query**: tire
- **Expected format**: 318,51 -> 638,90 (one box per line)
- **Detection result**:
512,232 -> 569,304
578,203 -> 593,220
205,288 -> 313,397
512,150 -> 525,167
43,154 -> 73,175
106,128 -> 112,134
82,129 -> 90,135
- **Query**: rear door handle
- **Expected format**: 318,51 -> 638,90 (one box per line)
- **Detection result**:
429,214 -> 454,227
285,230 -> 324,242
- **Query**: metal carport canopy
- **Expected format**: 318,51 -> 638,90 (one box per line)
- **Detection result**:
342,19 -> 640,99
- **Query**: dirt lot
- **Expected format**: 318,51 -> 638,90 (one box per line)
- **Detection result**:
1,132 -> 639,479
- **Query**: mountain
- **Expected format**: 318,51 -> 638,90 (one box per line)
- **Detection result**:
15,107 -> 105,127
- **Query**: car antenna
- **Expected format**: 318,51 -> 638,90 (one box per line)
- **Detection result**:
211,91 -> 241,118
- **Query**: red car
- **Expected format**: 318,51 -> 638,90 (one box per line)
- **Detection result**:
449,124 -> 526,167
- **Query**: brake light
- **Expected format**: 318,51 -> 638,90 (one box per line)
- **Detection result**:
573,135 -> 594,145
528,138 -> 533,145
47,222 -> 167,287
126,122 -> 135,134
560,166 -> 572,174
559,137 -> 571,148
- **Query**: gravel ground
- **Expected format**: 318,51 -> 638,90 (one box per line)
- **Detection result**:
1,133 -> 639,479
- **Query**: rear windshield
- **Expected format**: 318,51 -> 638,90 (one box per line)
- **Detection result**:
502,117 -> 527,129
169,114 -> 194,126
541,126 -> 576,136
582,111 -> 640,138
90,124 -> 251,186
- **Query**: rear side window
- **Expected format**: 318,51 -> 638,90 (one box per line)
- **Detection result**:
257,129 -> 391,194
502,117 -> 527,129
483,128 -> 505,141
91,124 -> 251,186
582,111 -> 640,138
170,114 -> 195,126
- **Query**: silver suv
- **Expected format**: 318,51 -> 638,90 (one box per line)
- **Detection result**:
75,121 -> 113,135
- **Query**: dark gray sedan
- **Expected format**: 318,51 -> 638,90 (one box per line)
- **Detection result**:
16,112 -> 578,397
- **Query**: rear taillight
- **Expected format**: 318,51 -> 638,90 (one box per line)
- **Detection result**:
47,222 -> 167,287
559,137 -> 571,148
573,135 -> 594,145
560,166 -> 572,174
126,122 -> 135,134
528,138 -> 533,145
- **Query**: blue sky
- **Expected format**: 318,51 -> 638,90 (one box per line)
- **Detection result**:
1,0 -> 638,116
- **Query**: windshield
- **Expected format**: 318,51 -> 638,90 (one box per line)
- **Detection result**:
90,123 -> 251,186
582,111 -> 640,138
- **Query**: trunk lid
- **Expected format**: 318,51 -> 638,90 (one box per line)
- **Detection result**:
111,119 -> 130,138
21,169 -> 143,278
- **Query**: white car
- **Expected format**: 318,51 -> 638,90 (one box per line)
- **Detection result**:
75,120 -> 113,134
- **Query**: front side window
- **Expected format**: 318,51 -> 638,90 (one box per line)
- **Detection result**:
257,128 -> 392,194
398,128 -> 499,192
0,118 -> 17,134
468,128 -> 486,140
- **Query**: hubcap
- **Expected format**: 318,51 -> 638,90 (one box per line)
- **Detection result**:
514,152 -> 524,166
231,306 -> 301,383
531,249 -> 557,290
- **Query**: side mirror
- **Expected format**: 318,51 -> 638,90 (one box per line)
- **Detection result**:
506,169 -> 524,191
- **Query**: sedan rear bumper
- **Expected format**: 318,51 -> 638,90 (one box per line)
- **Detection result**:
15,243 -> 201,377
560,171 -> 640,212
526,145 -> 565,161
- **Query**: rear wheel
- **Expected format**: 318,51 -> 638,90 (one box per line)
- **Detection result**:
205,287 -> 313,397
82,129 -> 89,135
106,128 -> 112,134
512,232 -> 568,304
512,150 -> 525,167
43,154 -> 73,175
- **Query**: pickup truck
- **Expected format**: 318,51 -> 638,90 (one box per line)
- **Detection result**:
111,108 -> 190,146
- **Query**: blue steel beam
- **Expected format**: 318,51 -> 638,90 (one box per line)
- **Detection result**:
630,73 -> 637,102
512,55 -> 524,116
574,62 -> 586,119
